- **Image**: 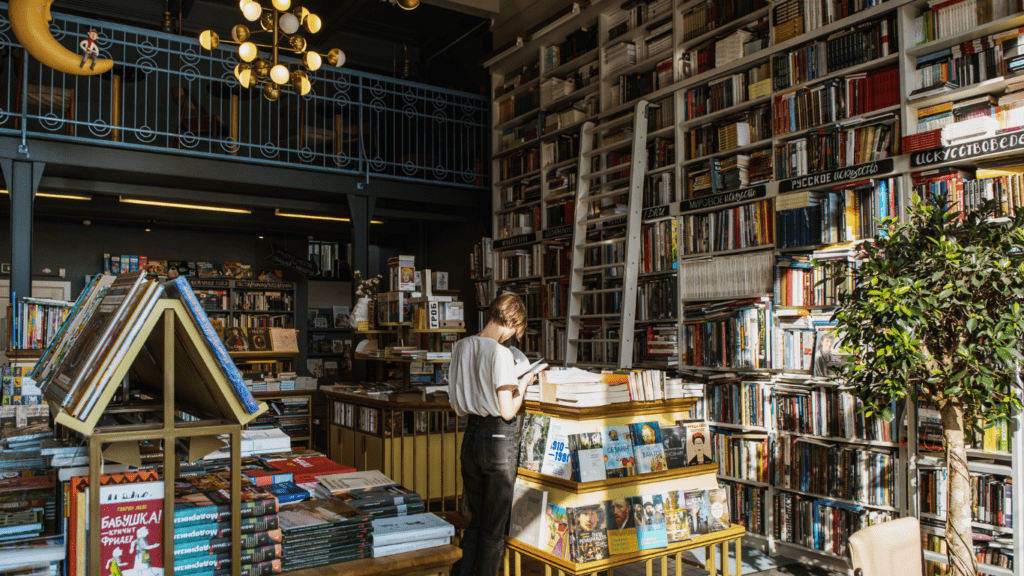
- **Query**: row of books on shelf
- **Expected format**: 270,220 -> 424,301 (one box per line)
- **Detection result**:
678,197 -> 775,256
525,366 -> 698,407
101,257 -> 281,281
307,241 -> 345,279
520,416 -> 713,481
543,132 -> 581,168
495,62 -> 540,100
922,528 -> 1015,573
216,325 -> 299,353
774,434 -> 897,507
774,178 -> 902,249
913,166 -> 1024,218
681,0 -> 768,43
683,19 -> 769,79
773,76 -> 898,137
920,469 -> 1013,528
911,26 -> 1024,95
913,0 -> 1022,45
609,58 -> 674,107
499,149 -> 541,182
686,150 -> 772,199
495,245 -> 544,281
775,383 -> 896,443
246,375 -> 317,393
634,323 -> 679,364
682,64 -> 772,122
607,0 -> 673,43
543,26 -> 598,72
7,298 -> 72,351
510,480 -> 730,563
544,95 -> 599,135
774,492 -> 895,556
497,207 -> 541,238
773,118 -> 899,180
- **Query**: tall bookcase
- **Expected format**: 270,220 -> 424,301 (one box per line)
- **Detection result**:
488,0 -> 1024,572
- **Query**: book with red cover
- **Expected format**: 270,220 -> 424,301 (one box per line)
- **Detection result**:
97,481 -> 165,576
265,457 -> 355,484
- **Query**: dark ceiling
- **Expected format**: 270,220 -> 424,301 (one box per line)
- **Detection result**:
57,0 -> 492,94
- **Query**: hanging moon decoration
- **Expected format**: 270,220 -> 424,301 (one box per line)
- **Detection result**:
10,0 -> 114,75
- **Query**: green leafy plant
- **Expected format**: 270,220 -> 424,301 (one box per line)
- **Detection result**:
830,193 -> 1024,576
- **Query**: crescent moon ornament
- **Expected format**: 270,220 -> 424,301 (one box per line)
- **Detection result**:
10,0 -> 113,76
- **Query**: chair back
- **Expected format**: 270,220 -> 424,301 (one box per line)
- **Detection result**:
849,516 -> 923,576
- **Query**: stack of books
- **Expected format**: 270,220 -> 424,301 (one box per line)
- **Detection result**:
278,499 -> 374,569
714,30 -> 753,68
372,513 -> 455,558
718,154 -> 751,192
604,42 -> 637,73
315,470 -> 426,519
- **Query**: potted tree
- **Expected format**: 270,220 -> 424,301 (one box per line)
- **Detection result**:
829,193 -> 1024,576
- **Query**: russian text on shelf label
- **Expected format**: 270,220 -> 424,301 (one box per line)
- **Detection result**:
910,132 -> 1024,167
493,233 -> 536,249
779,159 -> 894,193
680,186 -> 767,212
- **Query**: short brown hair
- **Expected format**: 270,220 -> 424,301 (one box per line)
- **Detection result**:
488,292 -> 526,339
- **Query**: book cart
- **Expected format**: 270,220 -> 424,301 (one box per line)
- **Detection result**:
48,299 -> 270,576
505,398 -> 744,576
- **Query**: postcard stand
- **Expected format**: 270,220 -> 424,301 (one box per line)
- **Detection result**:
505,398 -> 745,576
48,300 -> 268,576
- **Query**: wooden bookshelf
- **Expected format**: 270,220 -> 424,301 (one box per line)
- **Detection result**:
517,463 -> 717,494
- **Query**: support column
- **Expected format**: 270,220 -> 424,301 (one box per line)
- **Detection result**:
347,194 -> 375,381
0,160 -> 44,304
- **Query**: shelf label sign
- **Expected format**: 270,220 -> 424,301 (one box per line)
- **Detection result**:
642,204 -> 671,219
680,185 -> 767,212
604,216 -> 627,227
264,243 -> 319,277
189,279 -> 231,288
911,132 -> 1024,167
779,159 -> 893,193
493,233 -> 536,249
542,225 -> 573,239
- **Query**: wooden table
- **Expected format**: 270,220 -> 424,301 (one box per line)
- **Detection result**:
504,525 -> 745,576
285,544 -> 462,576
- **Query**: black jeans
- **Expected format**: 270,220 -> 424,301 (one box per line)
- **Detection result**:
453,414 -> 521,576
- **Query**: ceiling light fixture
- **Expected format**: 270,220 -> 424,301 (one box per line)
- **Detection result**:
0,190 -> 92,201
199,2 -> 344,100
120,197 -> 252,214
275,209 -> 382,224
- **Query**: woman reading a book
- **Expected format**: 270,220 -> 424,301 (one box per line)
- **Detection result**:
450,292 -> 535,576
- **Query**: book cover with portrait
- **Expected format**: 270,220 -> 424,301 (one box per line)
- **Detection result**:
629,422 -> 667,474
570,502 -> 609,563
604,498 -> 639,555
601,426 -> 635,478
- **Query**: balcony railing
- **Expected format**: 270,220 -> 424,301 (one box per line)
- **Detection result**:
0,3 -> 489,189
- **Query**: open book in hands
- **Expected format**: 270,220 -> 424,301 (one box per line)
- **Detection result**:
508,346 -> 548,387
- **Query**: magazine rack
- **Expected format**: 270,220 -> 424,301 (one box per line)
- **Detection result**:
506,398 -> 745,576
48,300 -> 269,576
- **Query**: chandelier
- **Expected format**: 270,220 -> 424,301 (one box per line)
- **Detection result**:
198,0 -> 345,101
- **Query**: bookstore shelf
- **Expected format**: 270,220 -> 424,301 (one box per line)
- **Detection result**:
354,329 -> 395,335
774,104 -> 903,143
495,275 -> 543,283
544,47 -> 601,78
496,77 -> 542,104
600,82 -> 681,118
541,117 -> 593,141
648,125 -> 676,140
517,463 -> 719,494
774,487 -> 899,512
409,329 -> 467,334
524,397 -> 696,420
707,422 -> 771,432
782,53 -> 901,97
546,157 -> 579,172
356,357 -> 452,364
680,95 -> 773,130
587,137 -> 639,159
496,169 -> 543,188
682,138 -> 774,166
679,244 -> 777,261
907,76 -> 1012,110
678,7 -> 771,51
769,0 -> 913,57
646,164 -> 675,176
922,550 -> 1015,576
967,448 -> 1014,461
921,513 -> 1015,536
495,109 -> 542,132
717,475 -> 772,488
677,50 -> 771,94
637,269 -> 678,278
546,83 -> 602,111
496,199 -> 543,215
904,10 -> 1024,57
773,540 -> 856,569
493,141 -> 539,160
775,430 -> 901,448
607,47 -> 676,80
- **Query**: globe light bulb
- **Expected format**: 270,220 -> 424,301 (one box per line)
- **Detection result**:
263,82 -> 281,101
302,51 -> 321,71
291,70 -> 310,95
326,48 -> 345,68
304,13 -> 321,34
238,68 -> 255,88
242,1 -> 262,21
289,35 -> 307,52
233,62 -> 251,81
198,30 -> 219,50
231,24 -> 251,43
270,64 -> 290,85
279,13 -> 300,34
292,6 -> 310,22
238,42 -> 258,62
272,0 -> 291,10
254,58 -> 271,78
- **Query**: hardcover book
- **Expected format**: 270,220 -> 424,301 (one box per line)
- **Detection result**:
371,512 -> 455,547
663,490 -> 691,543
247,327 -> 271,352
95,481 -> 165,576
568,432 -> 606,483
632,494 -> 668,550
661,425 -> 688,469
508,480 -> 548,549
543,503 -> 570,559
601,426 -> 636,477
706,487 -> 730,532
334,485 -> 422,510
265,482 -> 309,505
519,414 -> 549,472
605,498 -> 639,555
684,422 -> 714,465
372,536 -> 449,559
539,417 -> 572,479
278,500 -> 370,533
684,490 -> 712,537
570,502 -> 609,563
630,422 -> 668,474
315,470 -> 396,497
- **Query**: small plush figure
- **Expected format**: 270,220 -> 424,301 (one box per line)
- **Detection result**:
79,28 -> 100,70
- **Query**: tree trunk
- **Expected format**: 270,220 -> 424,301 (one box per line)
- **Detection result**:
939,401 -> 977,576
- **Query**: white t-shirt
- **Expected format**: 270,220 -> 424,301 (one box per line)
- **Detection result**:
449,335 -> 517,418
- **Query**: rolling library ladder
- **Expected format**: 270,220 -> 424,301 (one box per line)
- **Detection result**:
565,100 -> 651,369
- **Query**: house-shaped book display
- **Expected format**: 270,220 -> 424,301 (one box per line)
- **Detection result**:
33,273 -> 268,576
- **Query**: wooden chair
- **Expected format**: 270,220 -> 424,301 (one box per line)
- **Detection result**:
170,86 -> 222,141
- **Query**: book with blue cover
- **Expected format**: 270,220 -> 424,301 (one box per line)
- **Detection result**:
630,422 -> 668,474
265,481 -> 309,504
164,277 -> 260,414
632,495 -> 668,550
601,426 -> 635,478
371,512 -> 454,547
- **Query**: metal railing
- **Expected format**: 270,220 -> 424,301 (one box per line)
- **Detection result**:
0,3 -> 489,189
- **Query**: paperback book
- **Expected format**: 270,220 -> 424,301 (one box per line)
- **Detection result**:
684,422 -> 714,465
601,426 -> 636,478
630,422 -> 668,474
568,432 -> 606,483
508,481 -> 548,549
519,414 -> 550,472
543,503 -> 570,559
605,498 -> 639,555
663,491 -> 691,543
570,503 -> 609,563
661,425 -> 688,469
633,494 -> 668,550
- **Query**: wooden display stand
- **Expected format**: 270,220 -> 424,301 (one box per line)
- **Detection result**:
286,544 -> 462,576
506,398 -> 744,576
49,300 -> 268,576
323,389 -> 464,510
